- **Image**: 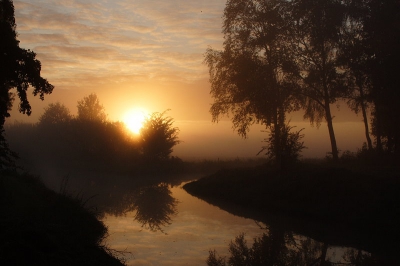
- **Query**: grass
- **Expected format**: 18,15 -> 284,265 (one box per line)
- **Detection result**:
183,159 -> 400,256
0,171 -> 125,265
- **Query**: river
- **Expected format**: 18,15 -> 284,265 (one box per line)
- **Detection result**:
102,182 -> 270,265
93,178 -> 375,266
50,171 -> 396,266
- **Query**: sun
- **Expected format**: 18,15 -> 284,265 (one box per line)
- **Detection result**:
123,108 -> 148,134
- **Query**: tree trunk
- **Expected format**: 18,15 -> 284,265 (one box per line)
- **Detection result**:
273,110 -> 282,169
374,106 -> 383,151
359,87 -> 373,150
325,100 -> 339,161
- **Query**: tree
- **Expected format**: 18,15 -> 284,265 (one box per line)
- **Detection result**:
76,93 -> 106,122
338,2 -> 373,150
258,123 -> 306,169
357,0 -> 400,156
140,111 -> 179,161
289,0 -> 349,161
38,102 -> 72,126
131,184 -> 178,232
205,0 -> 301,167
0,0 -> 53,168
0,127 -> 17,170
0,0 -> 54,126
339,0 -> 400,158
207,232 -> 334,266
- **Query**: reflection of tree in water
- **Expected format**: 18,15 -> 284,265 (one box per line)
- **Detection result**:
343,248 -> 397,266
207,225 -> 395,266
131,183 -> 178,232
90,179 -> 178,232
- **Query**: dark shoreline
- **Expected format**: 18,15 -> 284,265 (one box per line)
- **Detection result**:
0,171 -> 125,265
183,163 -> 400,257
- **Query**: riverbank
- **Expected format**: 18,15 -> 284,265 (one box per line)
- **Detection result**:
183,162 -> 400,256
0,171 -> 125,265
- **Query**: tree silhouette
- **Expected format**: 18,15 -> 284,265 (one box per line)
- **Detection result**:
289,0 -> 349,161
339,5 -> 374,150
0,0 -> 53,169
259,124 -> 306,169
357,0 -> 400,156
140,111 -> 179,161
131,183 -> 178,232
205,0 -> 301,166
77,93 -> 106,122
38,102 -> 72,126
207,231 -> 344,266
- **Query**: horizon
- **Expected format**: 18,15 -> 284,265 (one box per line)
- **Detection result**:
7,0 -> 367,160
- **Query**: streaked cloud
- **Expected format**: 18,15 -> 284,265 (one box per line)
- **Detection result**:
13,0 -> 225,90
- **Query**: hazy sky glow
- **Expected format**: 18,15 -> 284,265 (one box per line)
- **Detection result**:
8,0 -> 366,159
14,0 -> 224,88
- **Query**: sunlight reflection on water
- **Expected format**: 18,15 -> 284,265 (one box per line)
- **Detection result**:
103,184 -> 265,265
99,178 -> 379,266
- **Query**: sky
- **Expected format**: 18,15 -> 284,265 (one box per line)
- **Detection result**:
7,0 -> 366,159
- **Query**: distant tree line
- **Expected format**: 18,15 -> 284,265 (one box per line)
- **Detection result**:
0,0 -> 184,173
5,94 -> 181,175
205,0 -> 400,166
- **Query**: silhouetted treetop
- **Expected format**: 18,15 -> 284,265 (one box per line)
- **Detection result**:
77,93 -> 106,122
39,102 -> 72,126
131,183 -> 178,232
207,0 -> 400,162
0,0 -> 54,125
205,0 -> 304,167
205,0 -> 299,139
140,110 -> 180,161
0,0 -> 53,169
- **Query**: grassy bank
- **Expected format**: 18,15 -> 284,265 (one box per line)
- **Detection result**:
183,162 -> 400,255
0,171 -> 125,265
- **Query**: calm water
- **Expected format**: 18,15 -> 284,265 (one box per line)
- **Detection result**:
97,179 -> 363,265
54,173 -> 395,265
102,182 -> 266,265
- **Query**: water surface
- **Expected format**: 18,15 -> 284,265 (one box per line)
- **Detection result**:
103,183 -> 266,265
58,173 -> 395,265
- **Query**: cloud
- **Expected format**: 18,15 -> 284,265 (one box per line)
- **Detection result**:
13,0 -> 225,90
18,33 -> 70,45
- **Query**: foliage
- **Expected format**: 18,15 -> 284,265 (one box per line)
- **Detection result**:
131,183 -> 178,232
291,0 -> 351,161
5,97 -> 140,173
259,123 -> 306,168
140,110 -> 180,161
5,101 -> 183,175
204,0 -> 299,139
0,0 -> 53,123
0,0 -> 53,168
77,93 -> 106,122
205,0 -> 308,168
339,2 -> 373,150
0,128 -> 17,170
206,250 -> 226,266
207,232 -> 327,266
205,0 -> 353,162
329,0 -> 400,156
351,0 -> 400,155
38,102 -> 72,126
206,0 -> 400,162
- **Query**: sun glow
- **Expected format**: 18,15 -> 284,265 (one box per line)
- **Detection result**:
123,108 -> 148,134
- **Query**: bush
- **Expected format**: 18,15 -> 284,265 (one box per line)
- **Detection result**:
140,110 -> 180,161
